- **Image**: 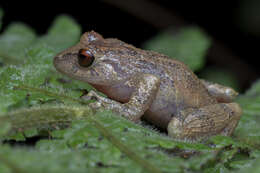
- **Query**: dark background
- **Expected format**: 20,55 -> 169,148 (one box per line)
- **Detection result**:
1,0 -> 259,90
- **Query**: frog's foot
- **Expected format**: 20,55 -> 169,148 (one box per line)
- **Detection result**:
82,90 -> 135,118
82,90 -> 115,109
167,103 -> 242,141
200,79 -> 238,103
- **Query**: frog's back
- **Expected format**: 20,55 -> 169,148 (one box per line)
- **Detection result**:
116,45 -> 217,109
102,39 -> 216,108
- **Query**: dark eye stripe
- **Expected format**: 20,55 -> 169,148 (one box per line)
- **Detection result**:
78,49 -> 95,67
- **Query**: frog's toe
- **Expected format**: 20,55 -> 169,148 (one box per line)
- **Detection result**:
82,95 -> 98,101
82,90 -> 100,101
88,101 -> 103,109
86,90 -> 98,97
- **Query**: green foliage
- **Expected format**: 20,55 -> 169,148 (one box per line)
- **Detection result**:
0,10 -> 259,173
142,27 -> 211,71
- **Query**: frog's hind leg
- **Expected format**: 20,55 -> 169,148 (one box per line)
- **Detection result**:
167,103 -> 242,141
200,79 -> 238,103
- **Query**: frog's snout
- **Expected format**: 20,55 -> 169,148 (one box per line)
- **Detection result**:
53,54 -> 72,74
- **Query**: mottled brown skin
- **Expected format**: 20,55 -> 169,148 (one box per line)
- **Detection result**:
54,31 -> 242,141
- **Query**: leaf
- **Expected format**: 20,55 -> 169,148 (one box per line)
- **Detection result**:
0,105 -> 93,139
0,121 -> 11,137
203,163 -> 230,173
237,158 -> 260,173
0,145 -> 102,173
142,26 -> 211,71
1,107 -> 213,172
0,57 -> 53,113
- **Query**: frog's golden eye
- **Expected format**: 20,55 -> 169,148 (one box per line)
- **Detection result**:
78,49 -> 95,67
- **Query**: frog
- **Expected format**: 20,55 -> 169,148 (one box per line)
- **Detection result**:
54,31 -> 242,141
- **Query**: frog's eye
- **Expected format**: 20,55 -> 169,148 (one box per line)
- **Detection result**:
78,49 -> 95,67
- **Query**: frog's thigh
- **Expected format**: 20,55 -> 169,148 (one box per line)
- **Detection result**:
167,103 -> 242,141
87,74 -> 160,122
200,79 -> 238,103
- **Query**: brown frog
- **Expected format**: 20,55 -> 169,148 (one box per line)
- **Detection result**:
54,31 -> 242,141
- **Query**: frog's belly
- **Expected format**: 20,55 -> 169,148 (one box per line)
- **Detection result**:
143,109 -> 172,129
143,97 -> 179,129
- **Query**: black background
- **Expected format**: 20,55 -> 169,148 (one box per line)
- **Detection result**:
1,0 -> 259,90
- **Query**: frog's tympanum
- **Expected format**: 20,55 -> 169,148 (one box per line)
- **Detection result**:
54,31 -> 242,141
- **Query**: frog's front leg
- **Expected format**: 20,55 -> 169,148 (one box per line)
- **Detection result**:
168,103 -> 242,141
200,79 -> 238,103
84,74 -> 160,122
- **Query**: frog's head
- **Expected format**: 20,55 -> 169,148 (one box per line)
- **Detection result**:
54,31 -> 136,86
